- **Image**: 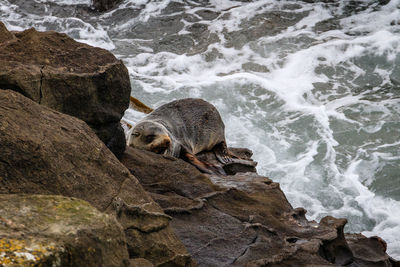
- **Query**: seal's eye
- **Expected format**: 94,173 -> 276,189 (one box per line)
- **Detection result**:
145,134 -> 156,143
133,132 -> 140,137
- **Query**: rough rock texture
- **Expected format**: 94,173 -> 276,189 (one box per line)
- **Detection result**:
0,22 -> 130,158
0,194 -> 129,266
120,147 -> 399,266
223,11 -> 308,49
91,0 -> 122,12
345,234 -> 400,266
0,90 -> 195,266
0,22 -> 16,43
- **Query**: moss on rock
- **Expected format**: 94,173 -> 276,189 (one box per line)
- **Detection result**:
0,194 -> 129,267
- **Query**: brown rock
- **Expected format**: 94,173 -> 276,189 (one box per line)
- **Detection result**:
121,146 -> 399,266
130,258 -> 154,267
0,90 -> 195,266
0,194 -> 129,266
0,22 -> 15,43
346,233 -> 395,266
319,216 -> 353,265
0,23 -> 130,157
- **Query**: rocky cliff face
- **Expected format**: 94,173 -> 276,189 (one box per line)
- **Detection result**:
0,90 -> 195,266
0,22 -> 398,266
121,147 -> 399,266
0,22 -> 129,158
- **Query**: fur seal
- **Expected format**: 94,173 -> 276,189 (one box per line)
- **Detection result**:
127,98 -> 257,174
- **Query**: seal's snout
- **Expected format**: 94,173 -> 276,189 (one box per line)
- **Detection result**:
158,134 -> 171,147
150,135 -> 171,154
163,136 -> 171,147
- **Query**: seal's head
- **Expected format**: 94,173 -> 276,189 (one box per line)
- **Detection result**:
128,121 -> 172,154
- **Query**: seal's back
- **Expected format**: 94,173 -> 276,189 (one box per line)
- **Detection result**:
147,98 -> 226,154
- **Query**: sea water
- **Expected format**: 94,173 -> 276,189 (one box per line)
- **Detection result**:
1,0 -> 399,259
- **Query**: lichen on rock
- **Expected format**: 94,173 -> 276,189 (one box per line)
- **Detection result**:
0,194 -> 128,267
0,90 -> 195,266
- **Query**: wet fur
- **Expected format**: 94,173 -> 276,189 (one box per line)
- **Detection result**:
128,98 -> 255,174
138,98 -> 225,156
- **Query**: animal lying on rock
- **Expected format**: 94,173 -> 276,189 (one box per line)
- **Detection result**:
127,98 -> 257,175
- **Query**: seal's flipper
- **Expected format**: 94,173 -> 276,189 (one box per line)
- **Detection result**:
224,157 -> 258,167
214,142 -> 258,167
213,141 -> 232,164
129,96 -> 153,114
183,153 -> 226,176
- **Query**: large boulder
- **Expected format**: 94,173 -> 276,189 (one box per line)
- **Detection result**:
0,90 -> 195,266
120,147 -> 398,266
0,22 -> 130,158
0,194 -> 128,266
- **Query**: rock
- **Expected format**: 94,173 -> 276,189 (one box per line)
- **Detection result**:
0,22 -> 15,43
120,146 -> 399,266
115,9 -> 220,56
223,11 -> 308,49
0,22 -> 130,158
0,90 -> 195,266
319,216 -> 353,265
242,62 -> 270,73
0,194 -> 129,267
91,0 -> 122,12
129,258 -> 154,267
345,233 -> 397,266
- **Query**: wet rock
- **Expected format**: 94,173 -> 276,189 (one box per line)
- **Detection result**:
0,90 -> 195,267
314,18 -> 341,33
195,9 -> 220,21
281,3 -> 304,10
0,194 -> 129,266
224,11 -> 308,49
91,0 -> 122,12
0,23 -> 130,158
390,55 -> 400,86
242,62 -> 270,73
121,146 -> 399,266
130,16 -> 185,41
346,234 -> 397,266
121,9 -> 219,55
161,1 -> 186,15
304,0 -> 391,17
4,0 -> 96,19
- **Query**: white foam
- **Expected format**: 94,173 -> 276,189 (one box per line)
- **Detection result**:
0,1 -> 114,50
